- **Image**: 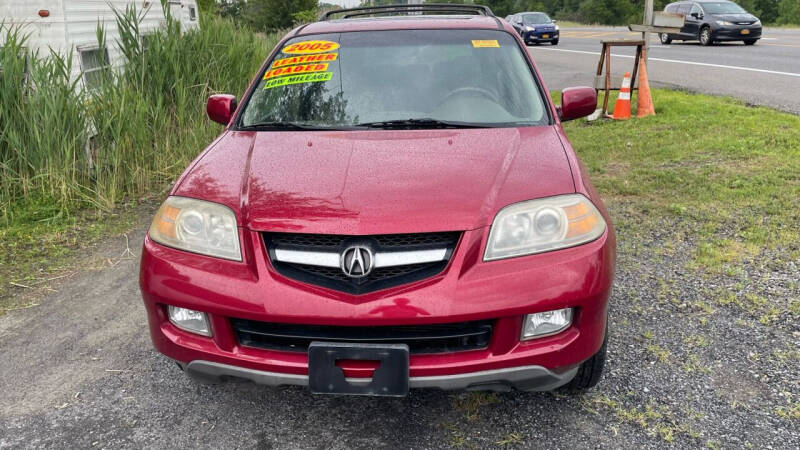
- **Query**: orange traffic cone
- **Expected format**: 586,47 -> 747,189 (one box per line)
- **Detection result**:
637,58 -> 655,118
611,72 -> 632,120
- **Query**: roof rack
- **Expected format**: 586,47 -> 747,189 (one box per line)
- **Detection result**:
320,4 -> 495,21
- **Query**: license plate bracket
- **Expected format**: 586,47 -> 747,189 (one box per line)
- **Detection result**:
741,29 -> 750,35
308,342 -> 409,396
542,34 -> 550,38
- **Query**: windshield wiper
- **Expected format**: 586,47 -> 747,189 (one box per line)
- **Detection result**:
355,118 -> 492,129
239,118 -> 497,131
237,121 -> 351,131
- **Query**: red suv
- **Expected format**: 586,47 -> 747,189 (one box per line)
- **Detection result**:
139,4 -> 615,396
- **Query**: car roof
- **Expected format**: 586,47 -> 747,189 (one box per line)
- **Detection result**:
669,0 -> 734,3
295,15 -> 510,37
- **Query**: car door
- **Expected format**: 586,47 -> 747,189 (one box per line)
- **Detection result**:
675,3 -> 691,37
683,3 -> 704,38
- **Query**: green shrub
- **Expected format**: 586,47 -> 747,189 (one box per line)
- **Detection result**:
777,0 -> 800,25
0,6 -> 279,225
0,26 -> 87,212
243,0 -> 318,32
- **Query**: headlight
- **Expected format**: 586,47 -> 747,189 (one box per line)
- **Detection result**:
555,25 -> 560,31
484,194 -> 606,261
716,20 -> 734,26
525,26 -> 534,31
753,19 -> 761,26
149,196 -> 242,261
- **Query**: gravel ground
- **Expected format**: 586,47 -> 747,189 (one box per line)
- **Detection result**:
1,205 -> 798,449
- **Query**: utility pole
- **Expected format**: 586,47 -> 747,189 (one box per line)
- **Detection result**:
643,0 -> 654,63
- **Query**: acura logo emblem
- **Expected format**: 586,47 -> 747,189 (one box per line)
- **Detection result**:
341,245 -> 373,278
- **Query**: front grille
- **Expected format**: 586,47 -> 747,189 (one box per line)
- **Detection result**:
264,231 -> 461,294
294,262 -> 433,284
231,318 -> 493,354
270,231 -> 459,250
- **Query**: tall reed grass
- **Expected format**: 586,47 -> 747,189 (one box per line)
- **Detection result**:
0,6 -> 278,225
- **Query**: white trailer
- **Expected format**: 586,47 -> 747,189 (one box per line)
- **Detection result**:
0,0 -> 200,90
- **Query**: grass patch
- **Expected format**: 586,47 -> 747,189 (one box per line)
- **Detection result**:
495,432 -> 524,446
0,202 -> 144,313
776,401 -> 800,421
646,344 -> 672,363
561,89 -> 800,273
583,394 -> 700,443
558,89 -> 800,322
689,240 -> 760,272
451,392 -> 500,421
683,354 -> 712,374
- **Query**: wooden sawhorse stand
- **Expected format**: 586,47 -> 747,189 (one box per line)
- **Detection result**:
596,39 -> 645,116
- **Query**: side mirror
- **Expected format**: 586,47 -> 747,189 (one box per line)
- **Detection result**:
206,94 -> 237,126
552,19 -> 557,23
690,12 -> 700,19
560,87 -> 597,121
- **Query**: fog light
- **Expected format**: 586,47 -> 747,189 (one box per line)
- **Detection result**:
522,308 -> 572,340
168,306 -> 211,336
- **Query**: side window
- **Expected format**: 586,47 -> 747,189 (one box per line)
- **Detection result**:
690,4 -> 702,16
677,4 -> 692,15
665,4 -> 678,13
79,47 -> 111,90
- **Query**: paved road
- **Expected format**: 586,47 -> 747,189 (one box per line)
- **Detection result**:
528,27 -> 800,114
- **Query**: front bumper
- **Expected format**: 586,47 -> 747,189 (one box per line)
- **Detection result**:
523,30 -> 559,43
712,25 -> 762,40
184,360 -> 579,392
140,226 -> 614,392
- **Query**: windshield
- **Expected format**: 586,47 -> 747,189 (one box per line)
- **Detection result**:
702,2 -> 747,14
239,30 -> 548,129
522,13 -> 552,24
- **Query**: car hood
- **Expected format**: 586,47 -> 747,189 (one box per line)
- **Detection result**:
711,13 -> 757,22
173,127 -> 575,234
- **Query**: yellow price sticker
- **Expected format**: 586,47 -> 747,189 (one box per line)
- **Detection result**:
282,40 -> 340,55
471,40 -> 499,48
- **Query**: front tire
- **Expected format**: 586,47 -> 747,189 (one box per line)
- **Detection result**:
551,39 -> 559,45
699,26 -> 713,46
562,331 -> 607,391
744,39 -> 758,45
660,33 -> 672,44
